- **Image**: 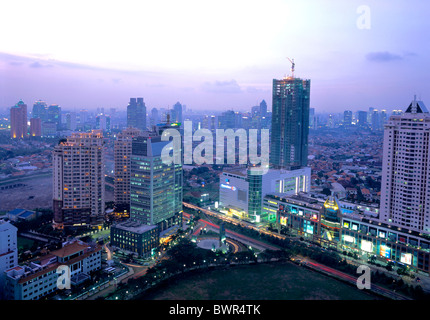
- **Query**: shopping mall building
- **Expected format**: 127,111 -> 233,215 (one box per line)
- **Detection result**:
263,192 -> 430,276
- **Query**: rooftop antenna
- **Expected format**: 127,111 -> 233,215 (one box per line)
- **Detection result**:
287,57 -> 295,78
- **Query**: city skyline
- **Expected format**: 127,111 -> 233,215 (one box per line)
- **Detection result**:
1,0 -> 429,113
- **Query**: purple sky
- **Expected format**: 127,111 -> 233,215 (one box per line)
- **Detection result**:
0,0 -> 429,114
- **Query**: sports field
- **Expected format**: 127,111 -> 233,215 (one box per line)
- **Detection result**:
138,261 -> 379,300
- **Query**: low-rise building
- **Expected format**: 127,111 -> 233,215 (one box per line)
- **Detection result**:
263,192 -> 430,276
3,240 -> 102,300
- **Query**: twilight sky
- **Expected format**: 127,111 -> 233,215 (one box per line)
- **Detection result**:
0,0 -> 429,114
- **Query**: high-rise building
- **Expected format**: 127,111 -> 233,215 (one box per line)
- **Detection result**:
29,118 -> 42,137
260,100 -> 268,117
47,104 -> 61,130
32,100 -> 48,120
66,112 -> 77,131
343,110 -> 353,126
171,101 -> 183,124
127,98 -> 146,131
270,76 -> 310,170
10,100 -> 27,139
0,220 -> 18,299
114,127 -> 142,210
380,97 -> 430,233
52,130 -> 105,229
357,111 -> 368,128
309,108 -> 315,129
96,113 -> 111,132
150,107 -> 159,127
129,131 -> 182,231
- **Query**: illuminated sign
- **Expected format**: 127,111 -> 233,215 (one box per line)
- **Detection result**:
280,216 -> 287,226
220,183 -> 236,191
361,240 -> 373,253
299,210 -> 303,216
352,223 -> 358,231
401,253 -> 412,265
311,214 -> 318,221
343,221 -> 350,229
343,235 -> 355,243
378,231 -> 386,238
380,245 -> 391,258
305,224 -> 313,234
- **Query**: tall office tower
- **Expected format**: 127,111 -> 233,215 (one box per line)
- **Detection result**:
371,109 -> 380,131
10,100 -> 27,139
79,110 -> 88,124
218,110 -> 237,129
380,109 -> 388,127
47,104 -> 61,130
380,97 -> 430,233
127,98 -> 147,131
171,101 -> 183,124
270,76 -> 310,170
357,111 -> 368,128
52,130 -> 105,229
129,132 -> 182,231
30,118 -> 42,137
150,107 -> 159,127
66,112 -> 77,131
368,107 -> 375,124
260,99 -> 268,117
343,110 -> 353,126
0,220 -> 18,299
32,100 -> 48,119
96,113 -> 111,132
392,109 -> 403,116
114,127 -> 142,210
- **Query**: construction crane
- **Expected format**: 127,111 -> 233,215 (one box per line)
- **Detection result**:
287,57 -> 295,78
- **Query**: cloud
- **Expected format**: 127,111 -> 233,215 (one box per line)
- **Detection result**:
201,79 -> 242,93
365,51 -> 403,62
29,61 -> 53,68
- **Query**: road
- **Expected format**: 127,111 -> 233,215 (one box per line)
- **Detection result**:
303,259 -> 412,300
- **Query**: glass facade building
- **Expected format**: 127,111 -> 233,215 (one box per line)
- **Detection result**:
270,77 -> 310,170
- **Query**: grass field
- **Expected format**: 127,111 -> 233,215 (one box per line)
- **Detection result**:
138,261 -> 379,300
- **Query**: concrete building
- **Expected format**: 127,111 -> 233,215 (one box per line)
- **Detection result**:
52,130 -> 105,229
0,220 -> 18,299
10,100 -> 27,139
114,127 -> 142,210
264,192 -> 430,276
270,76 -> 310,170
29,118 -> 42,137
380,97 -> 430,234
127,98 -> 146,131
219,167 -> 311,222
3,240 -> 102,300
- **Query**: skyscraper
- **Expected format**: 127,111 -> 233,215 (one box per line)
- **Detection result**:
52,130 -> 105,229
127,98 -> 147,131
357,111 -> 368,128
380,97 -> 430,233
270,76 -> 310,169
30,118 -> 42,137
171,101 -> 183,124
343,110 -> 353,126
10,100 -> 27,139
114,127 -> 142,211
129,130 -> 182,231
47,104 -> 61,130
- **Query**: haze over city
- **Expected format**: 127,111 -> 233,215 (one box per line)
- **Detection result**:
1,0 -> 429,113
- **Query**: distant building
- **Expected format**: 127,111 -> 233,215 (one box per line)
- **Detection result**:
357,111 -> 368,128
52,131 -> 105,229
127,98 -> 146,131
29,118 -> 42,137
171,101 -> 183,124
10,100 -> 27,139
343,110 -> 353,126
6,208 -> 38,222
